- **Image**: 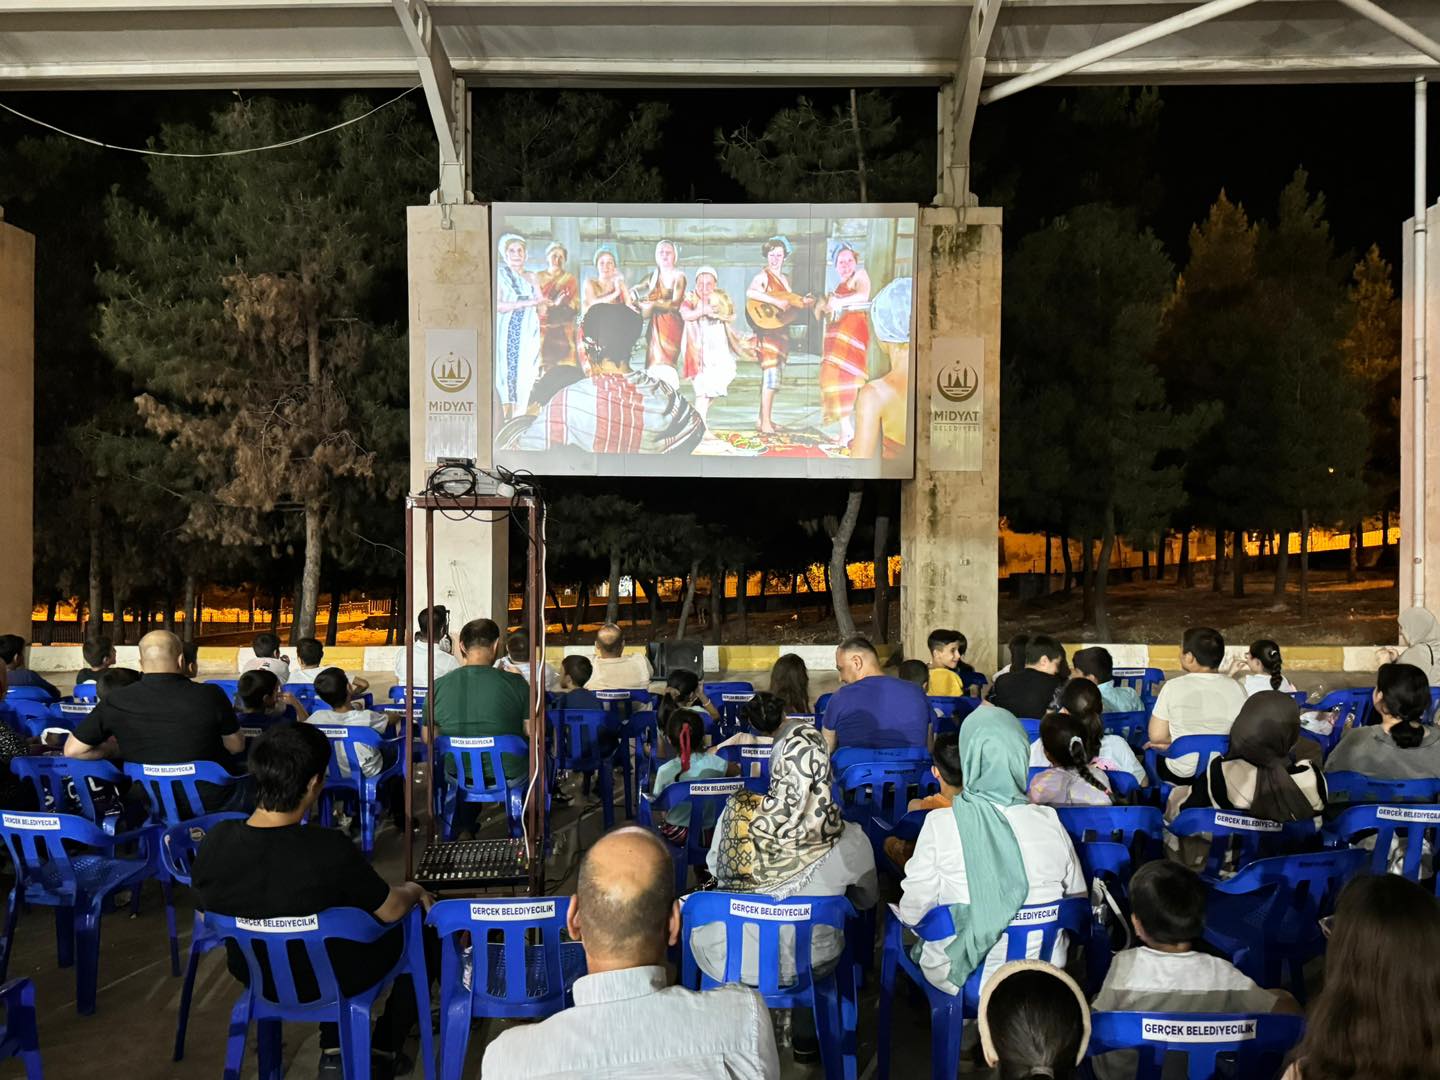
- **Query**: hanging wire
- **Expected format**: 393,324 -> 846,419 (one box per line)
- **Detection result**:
0,85 -> 421,158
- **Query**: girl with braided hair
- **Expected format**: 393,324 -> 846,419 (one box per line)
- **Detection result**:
1029,709 -> 1115,808
1326,661 -> 1440,779
650,697 -> 728,848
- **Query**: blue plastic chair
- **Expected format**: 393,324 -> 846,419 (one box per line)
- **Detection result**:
961,671 -> 988,697
550,708 -> 625,831
1018,716 -> 1042,741
835,759 -> 940,827
830,746 -> 931,773
5,688 -> 56,704
161,812 -> 247,1061
54,701 -> 94,724
1205,847 -> 1365,1000
715,741 -> 773,783
1323,770 -> 1440,804
10,759 -> 128,832
433,735 -> 529,841
815,692 -> 833,717
1088,1010 -> 1305,1079
71,683 -> 98,703
1113,667 -> 1165,712
122,760 -> 246,826
283,683 -> 321,712
865,809 -> 929,879
1,700 -> 60,739
206,905 -> 435,1080
927,696 -> 979,736
1102,710 -> 1149,748
878,898 -> 1090,1080
427,897 -> 585,1080
1307,687 -> 1375,752
1025,765 -> 1141,801
311,726 -> 404,858
681,892 -> 859,1080
704,683 -> 755,738
204,679 -> 242,706
0,810 -> 171,1014
1329,803 -> 1440,888
1168,808 -> 1319,881
1144,735 -> 1230,803
1056,805 -> 1164,891
0,978 -> 42,1079
639,777 -> 767,895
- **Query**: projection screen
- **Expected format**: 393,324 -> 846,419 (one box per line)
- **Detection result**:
490,203 -> 917,479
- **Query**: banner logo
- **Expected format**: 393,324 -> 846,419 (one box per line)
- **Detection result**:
431,352 -> 473,393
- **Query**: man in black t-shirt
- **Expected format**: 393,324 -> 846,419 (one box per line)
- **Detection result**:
193,722 -> 434,1079
989,634 -> 1068,720
65,630 -> 244,810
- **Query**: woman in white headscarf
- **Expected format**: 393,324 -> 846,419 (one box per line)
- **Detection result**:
851,276 -> 912,459
1378,607 -> 1440,684
494,233 -> 544,417
678,266 -> 750,420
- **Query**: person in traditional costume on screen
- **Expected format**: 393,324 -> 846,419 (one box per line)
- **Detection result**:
501,302 -> 706,456
816,243 -> 872,444
746,235 -> 812,435
851,276 -> 912,460
634,240 -> 687,387
581,244 -> 634,318
495,233 -> 545,418
535,241 -> 579,370
678,266 -> 752,421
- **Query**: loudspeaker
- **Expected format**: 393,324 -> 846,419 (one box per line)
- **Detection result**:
648,640 -> 703,680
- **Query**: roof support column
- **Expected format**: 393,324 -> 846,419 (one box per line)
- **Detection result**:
392,0 -> 471,214
938,0 -> 1002,207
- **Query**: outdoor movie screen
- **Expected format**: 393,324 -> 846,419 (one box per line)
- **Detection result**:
490,202 -> 917,480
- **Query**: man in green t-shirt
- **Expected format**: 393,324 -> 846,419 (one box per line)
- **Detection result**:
425,618 -> 531,835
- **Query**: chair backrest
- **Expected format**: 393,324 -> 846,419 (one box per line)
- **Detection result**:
1088,1010 -> 1305,1079
548,708 -> 611,771
1311,687 -> 1375,749
680,891 -> 855,1001
644,777 -> 767,868
1056,805 -> 1164,893
1145,735 -> 1230,793
1101,710 -> 1148,747
836,758 -> 940,826
814,692 -> 833,717
1018,717 -> 1042,741
1112,667 -> 1165,710
830,745 -> 932,773
928,695 -> 980,736
204,907 -> 403,1010
714,742 -> 773,784
961,671 -> 989,697
1323,770 -> 1440,804
428,897 -> 584,1018
10,757 -> 126,825
388,684 -> 430,703
1026,766 -> 1140,801
122,760 -> 243,825
1207,848 -> 1366,946
2,699 -> 59,737
71,682 -> 98,702
310,725 -> 387,782
205,679 -> 241,705
1168,808 -> 1318,879
435,735 -> 528,800
161,811 -> 247,885
1331,803 -> 1440,882
284,683 -> 321,711
0,810 -> 116,896
704,683 -> 755,738
5,687 -> 54,703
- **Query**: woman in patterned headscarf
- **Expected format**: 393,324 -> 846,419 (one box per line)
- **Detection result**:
494,233 -> 544,417
692,723 -> 877,1063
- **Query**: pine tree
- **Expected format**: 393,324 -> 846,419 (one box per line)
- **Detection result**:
1340,246 -> 1402,533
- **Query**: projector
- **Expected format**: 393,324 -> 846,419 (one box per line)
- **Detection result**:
425,459 -> 514,499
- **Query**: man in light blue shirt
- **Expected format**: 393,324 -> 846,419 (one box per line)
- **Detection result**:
481,827 -> 779,1079
1073,646 -> 1145,713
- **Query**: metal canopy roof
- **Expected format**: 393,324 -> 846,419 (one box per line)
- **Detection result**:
0,1 -> 1437,91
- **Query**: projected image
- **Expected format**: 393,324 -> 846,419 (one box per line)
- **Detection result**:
491,203 -> 917,479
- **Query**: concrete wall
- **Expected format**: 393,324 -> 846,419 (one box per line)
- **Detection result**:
406,205 -> 508,632
0,221 -> 34,640
1400,201 -> 1440,623
901,207 -> 1002,671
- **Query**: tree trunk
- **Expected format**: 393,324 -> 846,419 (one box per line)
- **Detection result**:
737,567 -> 749,644
1092,504 -> 1117,641
709,570 -> 724,646
1347,525 -> 1360,583
605,550 -> 622,625
1299,510 -> 1311,617
248,588 -> 257,632
1177,528 -> 1193,588
676,561 -> 700,639
1156,531 -> 1167,583
1382,507 -> 1392,560
325,581 -> 342,647
296,505 -> 322,640
637,576 -> 661,634
111,577 -> 128,646
182,572 -> 197,644
848,88 -> 869,202
828,484 -> 864,640
1141,546 -> 1151,582
387,579 -> 403,646
570,582 -> 591,645
87,500 -> 104,639
1273,529 -> 1291,601
164,582 -> 177,634
1211,527 -> 1224,593
269,574 -> 283,634
1060,531 -> 1074,595
1044,529 -> 1054,591
1232,528 -> 1246,598
872,512 -> 891,643
548,585 -> 569,638
1080,531 -> 1096,627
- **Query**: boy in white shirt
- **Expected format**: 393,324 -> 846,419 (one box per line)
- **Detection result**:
306,666 -> 394,778
289,637 -> 371,697
495,631 -> 560,693
1146,627 -> 1248,778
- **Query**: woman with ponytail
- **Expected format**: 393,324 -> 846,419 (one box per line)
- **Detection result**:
979,961 -> 1091,1080
1238,639 -> 1296,696
1325,662 -> 1440,779
650,708 -> 728,846
1030,709 -> 1115,807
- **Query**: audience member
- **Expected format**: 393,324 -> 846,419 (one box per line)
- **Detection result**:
1325,661 -> 1440,778
1282,874 -> 1440,1080
76,636 -> 116,685
1030,709 -> 1114,808
393,605 -> 458,687
1027,679 -> 1146,786
662,668 -> 719,726
191,723 -> 433,1080
699,722 -> 877,1064
308,667 -> 394,777
238,668 -> 309,723
822,636 -> 930,752
556,655 -> 602,711
288,637 -> 325,683
1071,646 -> 1144,714
180,641 -> 199,680
240,631 -> 291,683
989,635 -> 1066,720
651,708 -> 728,846
766,652 -> 811,716
95,667 -> 141,700
898,658 -> 931,689
714,690 -> 786,751
0,635 -> 59,701
979,962 -> 1090,1080
425,619 -> 528,834
1147,626 -> 1248,777
1376,606 -> 1440,684
883,730 -> 963,870
926,629 -> 966,696
993,633 -> 1029,680
899,704 -> 1084,994
587,622 -> 653,691
481,827 -> 779,1078
65,630 -> 243,810
1234,638 -> 1296,696
496,631 -> 560,692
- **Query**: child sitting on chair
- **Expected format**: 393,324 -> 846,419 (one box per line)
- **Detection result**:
714,690 -> 787,751
1028,708 -> 1114,808
237,669 -> 308,724
650,706 -> 730,848
882,730 -> 963,871
306,667 -> 395,778
925,629 -> 966,697
898,658 -> 931,690
557,655 -> 602,712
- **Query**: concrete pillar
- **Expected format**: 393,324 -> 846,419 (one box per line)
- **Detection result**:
0,220 -> 34,639
1401,201 -> 1440,616
901,207 -> 1002,672
406,204 -> 508,629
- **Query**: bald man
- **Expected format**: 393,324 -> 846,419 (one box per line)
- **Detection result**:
67,630 -> 244,810
587,622 -> 653,692
481,827 -> 779,1079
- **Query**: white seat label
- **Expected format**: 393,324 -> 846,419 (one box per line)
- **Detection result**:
317,727 -> 350,740
1010,904 -> 1060,925
1214,813 -> 1281,832
722,693 -> 755,703
688,781 -> 744,795
740,746 -> 770,759
596,691 -> 632,701
236,915 -> 320,933
729,899 -> 811,921
448,737 -> 496,749
2,814 -> 60,831
143,764 -> 196,777
1376,806 -> 1440,823
1141,1018 -> 1256,1043
239,727 -> 264,738
471,900 -> 556,921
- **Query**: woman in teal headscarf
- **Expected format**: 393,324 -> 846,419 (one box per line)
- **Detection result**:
898,704 -> 1086,995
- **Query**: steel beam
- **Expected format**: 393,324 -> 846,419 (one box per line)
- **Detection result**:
391,0 -> 470,206
1335,0 -> 1440,66
939,0 -> 1003,206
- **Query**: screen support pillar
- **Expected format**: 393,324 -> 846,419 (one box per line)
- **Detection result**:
0,220 -> 34,640
901,207 -> 1002,672
1401,197 -> 1440,617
